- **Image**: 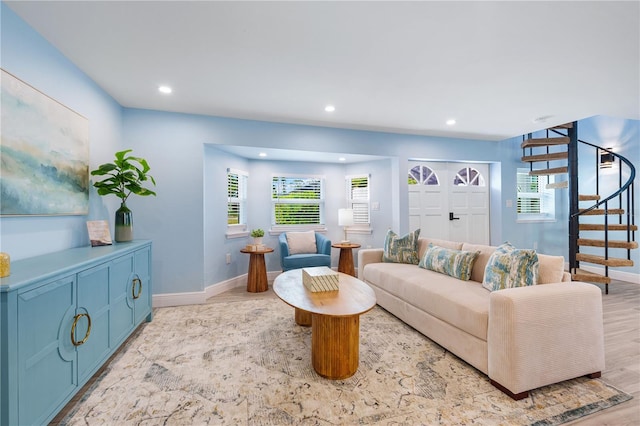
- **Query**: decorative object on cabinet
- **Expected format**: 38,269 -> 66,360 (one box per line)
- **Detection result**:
0,240 -> 152,425
91,149 -> 156,242
0,252 -> 10,277
86,220 -> 113,246
0,69 -> 89,216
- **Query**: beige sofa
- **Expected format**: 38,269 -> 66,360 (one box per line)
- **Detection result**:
358,237 -> 605,400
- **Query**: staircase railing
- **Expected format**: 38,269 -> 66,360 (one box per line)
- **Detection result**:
551,127 -> 637,277
575,140 -> 636,255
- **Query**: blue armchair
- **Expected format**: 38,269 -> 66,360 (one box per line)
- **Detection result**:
279,232 -> 332,271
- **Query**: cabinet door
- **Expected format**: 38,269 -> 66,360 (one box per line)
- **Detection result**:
133,245 -> 152,324
76,264 -> 111,382
17,275 -> 77,426
110,254 -> 135,347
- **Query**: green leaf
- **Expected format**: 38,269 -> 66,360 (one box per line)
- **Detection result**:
91,149 -> 156,201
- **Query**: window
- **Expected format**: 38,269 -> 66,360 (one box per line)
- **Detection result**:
517,168 -> 555,221
346,174 -> 370,225
272,176 -> 324,227
453,167 -> 485,186
408,165 -> 439,185
227,168 -> 248,233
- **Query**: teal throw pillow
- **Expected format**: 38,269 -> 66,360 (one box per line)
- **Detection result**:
383,229 -> 421,265
419,243 -> 480,281
482,242 -> 539,291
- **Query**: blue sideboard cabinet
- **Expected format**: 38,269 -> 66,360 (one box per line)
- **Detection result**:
0,240 -> 152,426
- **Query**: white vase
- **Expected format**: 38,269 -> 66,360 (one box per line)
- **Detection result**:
253,237 -> 263,245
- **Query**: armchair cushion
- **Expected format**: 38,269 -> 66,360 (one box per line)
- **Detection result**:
286,230 -> 317,255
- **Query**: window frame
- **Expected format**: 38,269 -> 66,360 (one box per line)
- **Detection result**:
408,165 -> 439,186
226,168 -> 249,238
516,168 -> 556,223
270,174 -> 327,233
345,174 -> 372,234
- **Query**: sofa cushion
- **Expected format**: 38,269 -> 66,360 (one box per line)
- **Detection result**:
286,230 -> 317,255
461,243 -> 496,283
419,244 -> 480,281
482,242 -> 539,291
363,262 -> 489,340
383,229 -> 420,264
537,253 -> 565,284
418,238 -> 463,259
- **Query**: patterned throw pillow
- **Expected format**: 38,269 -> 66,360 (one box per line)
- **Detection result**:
383,229 -> 421,264
482,242 -> 539,291
418,244 -> 480,281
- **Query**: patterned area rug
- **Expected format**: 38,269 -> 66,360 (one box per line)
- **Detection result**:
61,298 -> 631,425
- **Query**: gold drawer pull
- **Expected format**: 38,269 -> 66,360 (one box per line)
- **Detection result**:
132,277 -> 142,300
71,313 -> 92,347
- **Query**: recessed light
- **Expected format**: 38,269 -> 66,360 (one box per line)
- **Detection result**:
338,157 -> 346,162
325,105 -> 335,112
158,85 -> 172,94
258,152 -> 267,157
446,119 -> 456,126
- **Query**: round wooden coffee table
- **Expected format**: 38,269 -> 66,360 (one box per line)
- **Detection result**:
273,269 -> 376,379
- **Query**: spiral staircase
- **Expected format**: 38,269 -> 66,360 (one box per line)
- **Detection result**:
521,122 -> 637,294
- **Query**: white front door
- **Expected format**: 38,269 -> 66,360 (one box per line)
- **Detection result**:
408,162 -> 490,244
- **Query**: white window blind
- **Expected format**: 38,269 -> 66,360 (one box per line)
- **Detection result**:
346,174 -> 370,225
227,168 -> 248,226
517,169 -> 555,220
272,176 -> 324,225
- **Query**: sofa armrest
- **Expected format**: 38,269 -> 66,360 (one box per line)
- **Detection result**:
357,248 -> 384,279
488,282 -> 604,397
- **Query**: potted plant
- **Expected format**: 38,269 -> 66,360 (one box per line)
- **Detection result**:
250,228 -> 265,245
91,149 -> 156,242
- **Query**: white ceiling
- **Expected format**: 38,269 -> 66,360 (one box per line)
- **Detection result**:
6,1 -> 640,142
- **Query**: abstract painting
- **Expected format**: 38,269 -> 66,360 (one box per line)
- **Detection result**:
1,69 -> 89,216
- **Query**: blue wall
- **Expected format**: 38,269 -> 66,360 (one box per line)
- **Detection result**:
0,3 -> 124,259
2,4 -> 638,298
123,107 -> 506,294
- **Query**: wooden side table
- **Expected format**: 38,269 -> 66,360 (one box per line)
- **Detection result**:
331,243 -> 361,277
240,247 -> 274,292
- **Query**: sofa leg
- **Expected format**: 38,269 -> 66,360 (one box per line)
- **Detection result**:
587,371 -> 602,379
490,380 -> 529,401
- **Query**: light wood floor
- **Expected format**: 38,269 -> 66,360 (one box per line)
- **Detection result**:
213,279 -> 640,425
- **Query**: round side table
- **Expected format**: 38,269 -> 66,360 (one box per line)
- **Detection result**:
331,243 -> 361,277
240,247 -> 274,292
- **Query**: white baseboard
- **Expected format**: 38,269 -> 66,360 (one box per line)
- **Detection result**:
152,291 -> 207,308
205,274 -> 247,299
152,271 -> 283,307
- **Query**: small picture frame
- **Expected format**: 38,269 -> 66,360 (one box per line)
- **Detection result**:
87,220 -> 113,247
